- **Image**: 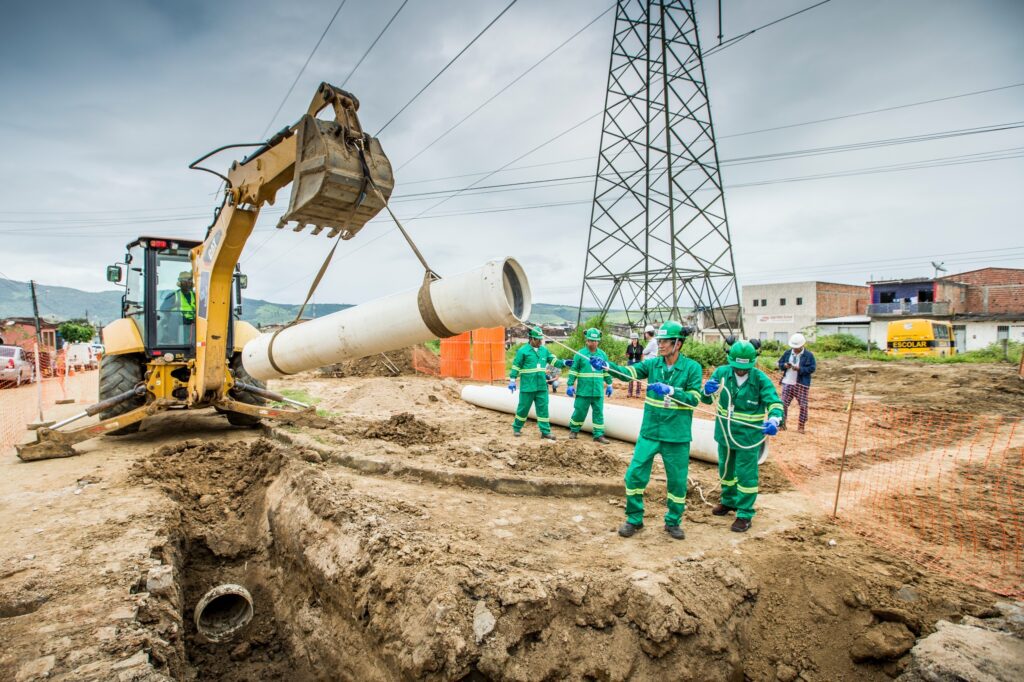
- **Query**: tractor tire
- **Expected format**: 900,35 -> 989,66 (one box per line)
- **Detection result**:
225,354 -> 265,427
99,354 -> 146,435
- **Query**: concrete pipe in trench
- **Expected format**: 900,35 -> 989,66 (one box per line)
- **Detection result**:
460,385 -> 769,465
194,584 -> 254,643
243,258 -> 530,381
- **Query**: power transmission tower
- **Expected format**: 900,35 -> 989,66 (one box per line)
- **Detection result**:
577,0 -> 742,337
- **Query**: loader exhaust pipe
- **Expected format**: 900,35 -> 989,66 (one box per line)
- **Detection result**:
242,258 -> 531,380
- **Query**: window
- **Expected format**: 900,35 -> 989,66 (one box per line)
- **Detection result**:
761,299 -> 767,307
997,325 -> 1010,341
752,299 -> 759,307
759,331 -> 768,341
932,324 -> 949,340
918,289 -> 934,303
156,251 -> 194,346
774,331 -> 789,343
796,297 -> 803,305
880,291 -> 896,304
780,298 -> 787,306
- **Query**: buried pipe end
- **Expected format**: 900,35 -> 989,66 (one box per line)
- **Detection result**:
194,584 -> 254,643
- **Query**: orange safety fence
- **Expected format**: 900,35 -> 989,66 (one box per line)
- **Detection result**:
440,332 -> 471,378
765,381 -> 1023,597
470,327 -> 507,383
1,348 -> 99,450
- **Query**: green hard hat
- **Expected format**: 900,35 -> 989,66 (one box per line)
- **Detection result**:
728,340 -> 757,370
529,326 -> 544,339
584,327 -> 602,341
654,321 -> 687,340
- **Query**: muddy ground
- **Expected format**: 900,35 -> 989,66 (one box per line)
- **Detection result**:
1,358 -> 1022,680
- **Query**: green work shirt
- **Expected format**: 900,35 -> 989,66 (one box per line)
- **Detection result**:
605,355 -> 703,443
509,344 -> 564,392
565,348 -> 612,397
700,366 -> 784,450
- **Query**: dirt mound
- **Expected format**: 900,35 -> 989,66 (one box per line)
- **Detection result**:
363,412 -> 445,446
441,437 -> 627,477
814,358 -> 1024,415
317,346 -> 416,378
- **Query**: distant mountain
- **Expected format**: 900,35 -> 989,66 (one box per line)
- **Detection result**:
0,277 -> 583,327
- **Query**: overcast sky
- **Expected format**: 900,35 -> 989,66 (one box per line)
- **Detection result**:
1,0 -> 1021,310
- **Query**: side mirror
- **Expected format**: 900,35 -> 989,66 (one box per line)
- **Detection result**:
106,265 -> 123,283
237,274 -> 248,290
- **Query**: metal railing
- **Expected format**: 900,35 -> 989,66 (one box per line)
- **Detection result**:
866,301 -> 950,316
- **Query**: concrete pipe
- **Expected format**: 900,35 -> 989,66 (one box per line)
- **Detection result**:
460,385 -> 768,465
194,584 -> 254,643
243,258 -> 531,380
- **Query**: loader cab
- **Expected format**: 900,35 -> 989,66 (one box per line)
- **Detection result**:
109,237 -> 246,359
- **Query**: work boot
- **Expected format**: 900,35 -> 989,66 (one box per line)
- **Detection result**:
541,433 -> 556,441
618,521 -> 643,537
513,431 -> 522,437
568,432 -> 577,440
731,518 -> 752,533
593,436 -> 610,445
664,524 -> 685,540
797,425 -> 806,434
711,504 -> 735,516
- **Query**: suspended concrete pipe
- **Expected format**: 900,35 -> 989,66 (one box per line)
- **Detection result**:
460,385 -> 769,465
194,584 -> 254,643
243,258 -> 530,381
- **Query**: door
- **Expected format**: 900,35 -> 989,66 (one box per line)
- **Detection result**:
953,325 -> 966,353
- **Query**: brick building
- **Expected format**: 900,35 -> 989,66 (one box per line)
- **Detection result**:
867,268 -> 1024,351
741,281 -> 868,343
0,317 -> 59,352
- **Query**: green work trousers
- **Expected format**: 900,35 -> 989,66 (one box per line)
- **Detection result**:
512,390 -> 551,435
717,442 -> 760,519
568,395 -> 605,438
624,436 -> 690,526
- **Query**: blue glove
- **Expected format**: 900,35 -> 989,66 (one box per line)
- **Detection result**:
605,385 -> 613,397
589,356 -> 608,371
566,386 -> 575,398
508,380 -> 517,393
762,418 -> 780,436
703,379 -> 720,395
649,382 -> 673,397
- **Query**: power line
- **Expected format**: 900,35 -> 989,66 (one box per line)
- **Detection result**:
701,0 -> 835,59
340,0 -> 412,88
396,3 -> 614,172
259,0 -> 350,139
721,81 -> 1024,139
375,0 -> 520,136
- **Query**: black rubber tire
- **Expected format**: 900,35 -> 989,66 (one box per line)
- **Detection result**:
225,354 -> 265,427
99,354 -> 146,435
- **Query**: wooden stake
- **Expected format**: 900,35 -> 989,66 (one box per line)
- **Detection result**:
832,374 -> 858,519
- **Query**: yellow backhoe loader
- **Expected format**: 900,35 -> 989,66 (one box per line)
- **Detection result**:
17,83 -> 394,461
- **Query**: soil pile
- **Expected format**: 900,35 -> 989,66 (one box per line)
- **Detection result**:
317,347 -> 416,378
363,412 -> 445,446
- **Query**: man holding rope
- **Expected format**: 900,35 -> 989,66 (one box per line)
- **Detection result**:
588,321 -> 702,540
700,340 -> 784,532
509,326 -> 569,440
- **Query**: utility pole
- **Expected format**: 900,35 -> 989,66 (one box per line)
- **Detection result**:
29,280 -> 44,421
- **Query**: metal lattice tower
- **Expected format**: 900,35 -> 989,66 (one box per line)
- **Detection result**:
577,0 -> 741,336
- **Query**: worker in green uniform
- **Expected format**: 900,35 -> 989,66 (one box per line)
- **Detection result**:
589,321 -> 702,540
509,326 -> 567,440
700,340 -> 784,532
565,327 -> 613,444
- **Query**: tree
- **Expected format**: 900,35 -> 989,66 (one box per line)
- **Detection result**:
58,321 -> 94,343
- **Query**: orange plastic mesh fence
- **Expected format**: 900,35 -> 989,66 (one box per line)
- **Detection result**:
767,383 -> 1023,597
1,349 -> 99,450
440,333 -> 472,378
470,327 -> 506,383
411,345 -> 440,376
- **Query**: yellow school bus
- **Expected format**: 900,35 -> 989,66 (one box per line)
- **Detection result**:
886,319 -> 957,357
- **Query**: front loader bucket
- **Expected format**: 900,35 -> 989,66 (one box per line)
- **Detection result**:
279,115 -> 395,239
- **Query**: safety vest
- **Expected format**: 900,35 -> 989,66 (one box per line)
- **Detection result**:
176,290 -> 196,322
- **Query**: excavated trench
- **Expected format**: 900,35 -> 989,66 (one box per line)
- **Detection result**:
126,435 -> 997,682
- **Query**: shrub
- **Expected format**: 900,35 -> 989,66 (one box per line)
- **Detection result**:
551,315 -> 627,363
58,321 -> 94,344
680,338 -> 727,369
809,333 -> 868,353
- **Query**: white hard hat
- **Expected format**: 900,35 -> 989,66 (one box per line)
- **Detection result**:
630,332 -> 639,339
789,332 -> 806,348
644,325 -> 655,334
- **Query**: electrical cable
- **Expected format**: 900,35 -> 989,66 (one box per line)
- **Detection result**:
375,0 -> 520,136
340,0 -> 412,88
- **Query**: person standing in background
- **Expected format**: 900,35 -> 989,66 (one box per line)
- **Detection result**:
777,332 -> 816,433
625,332 -> 644,398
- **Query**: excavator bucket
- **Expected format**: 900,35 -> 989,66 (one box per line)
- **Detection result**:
279,115 -> 395,239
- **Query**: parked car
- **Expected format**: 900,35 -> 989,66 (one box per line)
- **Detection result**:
66,342 -> 98,371
0,345 -> 35,386
90,343 -> 105,362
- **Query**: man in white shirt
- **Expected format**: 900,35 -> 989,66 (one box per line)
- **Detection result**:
777,332 -> 816,432
641,324 -> 658,360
